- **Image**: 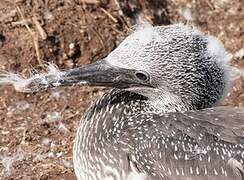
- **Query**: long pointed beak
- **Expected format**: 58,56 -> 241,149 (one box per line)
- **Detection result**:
58,59 -> 151,89
0,59 -> 151,93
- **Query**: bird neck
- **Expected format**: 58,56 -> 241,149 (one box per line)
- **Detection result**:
73,89 -> 194,180
147,89 -> 193,112
73,89 -> 150,180
75,89 -> 191,148
75,90 -> 148,143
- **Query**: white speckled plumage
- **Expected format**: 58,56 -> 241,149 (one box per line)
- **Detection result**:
1,23 -> 244,180
72,24 -> 244,180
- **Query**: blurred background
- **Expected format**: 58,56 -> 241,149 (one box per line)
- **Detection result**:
0,0 -> 243,179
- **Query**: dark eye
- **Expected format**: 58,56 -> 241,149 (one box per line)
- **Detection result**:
135,71 -> 149,81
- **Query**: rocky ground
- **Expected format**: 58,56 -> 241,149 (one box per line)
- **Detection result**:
0,0 -> 243,179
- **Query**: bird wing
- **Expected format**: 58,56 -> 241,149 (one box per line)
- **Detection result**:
116,106 -> 244,180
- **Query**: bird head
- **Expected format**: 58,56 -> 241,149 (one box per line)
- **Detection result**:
62,24 -> 231,108
0,24 -> 232,109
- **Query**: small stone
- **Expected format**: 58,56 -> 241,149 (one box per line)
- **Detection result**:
15,0 -> 25,3
234,48 -> 244,60
48,152 -> 55,158
45,112 -> 62,123
61,159 -> 73,168
50,90 -> 61,100
64,59 -> 74,68
41,138 -> 51,146
50,142 -> 56,148
15,101 -> 30,111
182,7 -> 195,21
58,122 -> 70,133
1,130 -> 10,135
69,43 -> 75,49
56,152 -> 63,158
44,11 -> 54,21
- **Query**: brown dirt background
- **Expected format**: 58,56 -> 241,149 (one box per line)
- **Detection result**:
0,0 -> 243,179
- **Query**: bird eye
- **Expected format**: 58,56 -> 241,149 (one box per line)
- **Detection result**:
135,71 -> 149,81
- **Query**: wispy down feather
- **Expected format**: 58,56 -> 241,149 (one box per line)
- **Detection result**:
0,64 -> 65,93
